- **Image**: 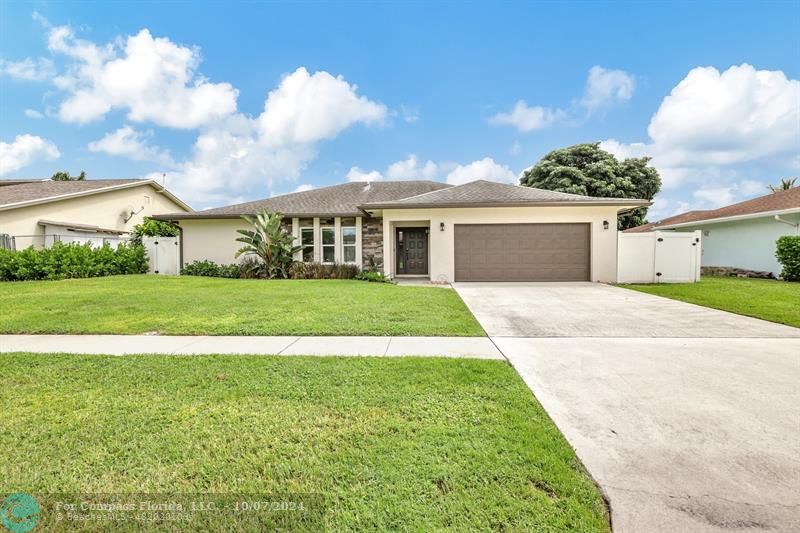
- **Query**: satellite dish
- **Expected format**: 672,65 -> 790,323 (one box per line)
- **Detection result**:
121,204 -> 144,223
120,205 -> 135,222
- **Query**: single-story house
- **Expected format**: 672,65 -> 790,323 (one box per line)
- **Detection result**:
626,187 -> 800,277
157,179 -> 647,283
0,179 -> 191,249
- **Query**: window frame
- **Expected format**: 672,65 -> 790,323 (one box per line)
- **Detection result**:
320,226 -> 336,264
300,226 -> 314,263
341,225 -> 357,264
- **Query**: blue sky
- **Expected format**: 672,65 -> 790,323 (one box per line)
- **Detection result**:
1,1 -> 798,217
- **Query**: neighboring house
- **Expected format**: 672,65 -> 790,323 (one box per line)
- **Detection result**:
626,187 -> 800,277
0,179 -> 192,249
156,179 -> 647,283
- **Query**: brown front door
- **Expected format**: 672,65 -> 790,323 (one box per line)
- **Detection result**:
396,228 -> 428,275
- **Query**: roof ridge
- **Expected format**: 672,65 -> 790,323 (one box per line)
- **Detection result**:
381,180 -> 456,202
1,178 -> 143,186
164,179 -> 450,218
192,182 -> 357,214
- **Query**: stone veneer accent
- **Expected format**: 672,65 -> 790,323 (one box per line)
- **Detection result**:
361,216 -> 383,270
701,266 -> 775,279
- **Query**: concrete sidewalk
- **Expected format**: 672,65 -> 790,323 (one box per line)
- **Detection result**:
0,334 -> 504,359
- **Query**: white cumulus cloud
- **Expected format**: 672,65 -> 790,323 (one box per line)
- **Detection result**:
580,66 -> 635,112
445,157 -> 516,185
24,109 -> 45,119
347,154 -> 438,182
346,167 -> 384,182
257,67 -> 387,145
0,134 -> 60,176
490,66 -> 636,131
48,26 -> 238,128
489,101 -> 565,132
386,154 -> 439,180
5,20 -> 390,207
0,57 -> 55,81
601,64 -> 800,190
156,68 -> 387,206
347,155 -> 515,186
88,126 -> 174,166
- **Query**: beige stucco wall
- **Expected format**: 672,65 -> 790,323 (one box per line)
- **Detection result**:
180,217 -> 365,267
179,205 -> 626,281
179,219 -> 250,265
381,206 -> 624,283
0,184 -> 188,248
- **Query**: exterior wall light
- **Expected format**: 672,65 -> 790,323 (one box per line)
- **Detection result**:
439,222 -> 445,231
602,220 -> 609,230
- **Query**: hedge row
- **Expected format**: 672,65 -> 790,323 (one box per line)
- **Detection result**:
180,259 -> 391,282
0,242 -> 148,281
180,260 -> 242,278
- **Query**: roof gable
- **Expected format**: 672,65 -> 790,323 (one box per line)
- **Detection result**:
0,179 -> 192,212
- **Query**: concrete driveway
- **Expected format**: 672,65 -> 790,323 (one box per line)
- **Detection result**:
453,282 -> 800,532
454,282 -> 800,338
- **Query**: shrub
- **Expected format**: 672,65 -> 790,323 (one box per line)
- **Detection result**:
354,270 -> 392,283
353,254 -> 391,282
775,235 -> 800,281
0,242 -> 148,281
131,217 -> 179,245
180,260 -> 241,278
289,262 -> 360,280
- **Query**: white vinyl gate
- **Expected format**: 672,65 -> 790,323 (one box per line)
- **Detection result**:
142,236 -> 180,275
618,231 -> 702,283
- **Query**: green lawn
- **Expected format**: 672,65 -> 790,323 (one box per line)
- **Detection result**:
0,275 -> 484,336
623,276 -> 800,328
0,354 -> 608,531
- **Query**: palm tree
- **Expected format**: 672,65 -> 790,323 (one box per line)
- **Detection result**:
768,177 -> 797,193
235,210 -> 301,279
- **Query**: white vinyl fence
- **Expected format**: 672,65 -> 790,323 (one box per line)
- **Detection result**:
618,230 -> 702,283
142,236 -> 180,275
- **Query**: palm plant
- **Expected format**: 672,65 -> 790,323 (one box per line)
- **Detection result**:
768,177 -> 797,193
235,210 -> 301,279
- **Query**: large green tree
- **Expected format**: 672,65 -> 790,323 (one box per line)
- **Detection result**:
51,170 -> 86,181
520,143 -> 661,230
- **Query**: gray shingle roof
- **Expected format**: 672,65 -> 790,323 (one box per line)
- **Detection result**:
0,179 -> 43,188
0,179 -> 146,207
626,186 -> 800,232
160,181 -> 452,219
360,180 -> 649,208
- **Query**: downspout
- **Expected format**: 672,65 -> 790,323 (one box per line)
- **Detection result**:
177,223 -> 184,272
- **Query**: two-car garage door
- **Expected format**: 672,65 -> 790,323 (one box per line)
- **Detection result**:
454,223 -> 590,282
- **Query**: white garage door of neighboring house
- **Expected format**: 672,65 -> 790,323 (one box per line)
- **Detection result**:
454,223 -> 591,282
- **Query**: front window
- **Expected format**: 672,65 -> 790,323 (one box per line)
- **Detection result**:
321,227 -> 335,263
342,226 -> 356,263
301,227 -> 314,262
